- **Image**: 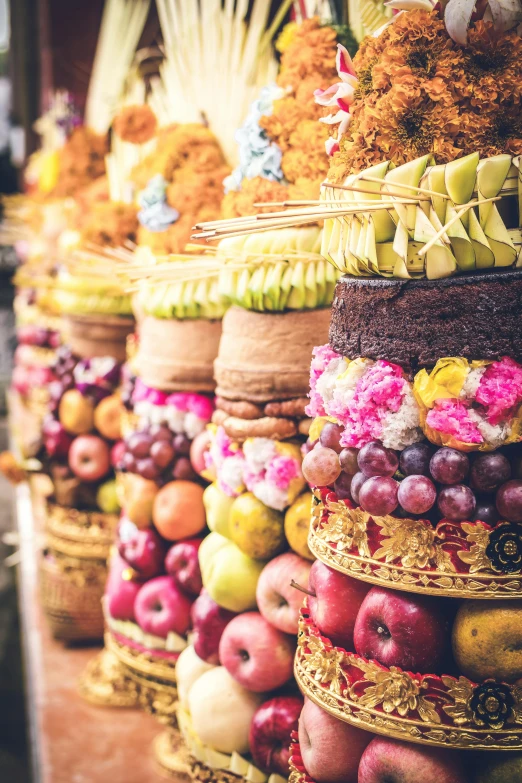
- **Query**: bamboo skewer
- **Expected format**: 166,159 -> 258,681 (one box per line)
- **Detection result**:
324,181 -> 431,202
417,197 -> 502,256
360,175 -> 452,200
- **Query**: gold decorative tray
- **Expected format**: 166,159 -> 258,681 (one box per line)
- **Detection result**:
309,488 -> 522,599
295,610 -> 522,751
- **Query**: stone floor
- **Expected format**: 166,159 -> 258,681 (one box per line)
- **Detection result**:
0,419 -> 31,782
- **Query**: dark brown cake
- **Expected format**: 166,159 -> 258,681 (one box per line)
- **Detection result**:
330,270 -> 522,367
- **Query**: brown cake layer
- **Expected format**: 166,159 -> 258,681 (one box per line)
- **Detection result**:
330,270 -> 522,367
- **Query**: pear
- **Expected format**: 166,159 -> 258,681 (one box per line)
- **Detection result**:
198,532 -> 265,613
444,151 -> 479,204
203,483 -> 235,539
229,492 -> 285,560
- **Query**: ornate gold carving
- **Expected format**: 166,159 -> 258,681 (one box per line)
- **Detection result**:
309,498 -> 522,598
295,614 -> 522,750
78,649 -> 141,708
153,728 -> 191,781
106,630 -> 179,684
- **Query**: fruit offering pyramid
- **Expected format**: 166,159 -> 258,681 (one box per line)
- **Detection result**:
276,4 -> 522,783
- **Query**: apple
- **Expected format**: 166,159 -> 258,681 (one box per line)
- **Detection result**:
110,440 -> 125,468
134,576 -> 193,638
353,586 -> 449,673
96,479 -> 121,514
165,538 -> 203,596
218,611 -> 295,692
105,553 -> 142,622
358,736 -> 468,783
58,389 -> 95,435
175,644 -> 216,710
199,532 -> 265,613
190,429 -> 211,475
249,696 -> 303,776
42,416 -> 74,459
118,524 -> 166,579
298,698 -> 370,783
191,590 -> 237,665
203,482 -> 235,538
93,393 -> 123,440
68,434 -> 111,482
188,666 -> 263,754
307,562 -> 369,650
121,473 -> 159,528
152,480 -> 206,541
256,552 -> 312,634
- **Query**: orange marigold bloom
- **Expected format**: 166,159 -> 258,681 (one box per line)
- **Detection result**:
113,105 -> 158,144
51,127 -> 108,198
81,202 -> 139,248
221,178 -> 289,220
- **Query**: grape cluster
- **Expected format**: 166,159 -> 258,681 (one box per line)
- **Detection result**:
119,424 -> 197,483
302,422 -> 522,525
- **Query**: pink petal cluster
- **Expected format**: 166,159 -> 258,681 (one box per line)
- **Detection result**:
306,343 -> 341,418
339,361 -> 408,448
314,44 -> 358,156
426,398 -> 483,444
132,383 -> 214,423
265,455 -> 301,490
475,357 -> 522,425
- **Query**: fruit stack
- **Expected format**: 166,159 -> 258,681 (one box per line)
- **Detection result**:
39,266 -> 134,643
268,6 -> 522,783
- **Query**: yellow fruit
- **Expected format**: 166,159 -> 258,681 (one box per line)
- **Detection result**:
284,492 -> 315,561
58,389 -> 94,435
452,600 -> 522,682
229,492 -> 285,560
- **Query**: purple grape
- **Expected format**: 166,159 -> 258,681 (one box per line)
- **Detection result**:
351,472 -> 367,505
430,448 -> 469,485
137,457 -> 161,481
437,485 -> 476,522
397,475 -> 437,515
470,452 -> 511,492
302,445 -> 341,487
399,442 -> 433,476
496,480 -> 522,522
471,501 -> 500,526
359,476 -> 399,516
357,441 -> 399,478
172,457 -> 197,481
339,448 -> 359,476
173,434 -> 191,455
121,452 -> 137,473
150,440 -> 175,469
333,472 -> 353,500
149,424 -> 173,441
127,431 -> 153,459
319,422 -> 344,454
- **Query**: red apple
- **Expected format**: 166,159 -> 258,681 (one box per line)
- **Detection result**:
118,524 -> 166,580
191,590 -> 237,664
165,538 -> 203,596
134,575 -> 193,638
110,440 -> 126,468
105,553 -> 142,622
42,417 -> 74,459
353,586 -> 449,673
68,435 -> 111,482
358,736 -> 468,783
256,552 -> 312,634
249,696 -> 303,776
218,611 -> 295,692
307,561 -> 369,650
298,698 -> 370,783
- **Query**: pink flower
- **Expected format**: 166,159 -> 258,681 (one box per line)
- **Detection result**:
426,398 -> 483,444
132,378 -> 150,403
339,361 -> 408,448
266,456 -> 300,490
165,392 -> 190,411
147,388 -> 168,406
314,44 -> 358,157
475,357 -> 522,426
306,344 -> 342,418
187,394 -> 214,422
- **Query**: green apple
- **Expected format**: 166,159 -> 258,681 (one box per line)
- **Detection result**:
198,532 -> 266,612
96,479 -> 121,514
203,482 -> 235,538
